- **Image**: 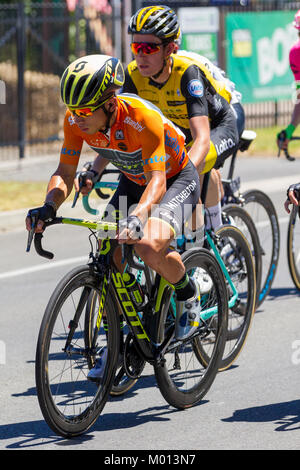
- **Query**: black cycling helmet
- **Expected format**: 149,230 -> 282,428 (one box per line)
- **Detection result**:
60,54 -> 124,109
128,5 -> 180,42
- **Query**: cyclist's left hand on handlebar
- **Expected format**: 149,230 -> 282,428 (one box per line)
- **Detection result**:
117,215 -> 144,243
26,203 -> 57,233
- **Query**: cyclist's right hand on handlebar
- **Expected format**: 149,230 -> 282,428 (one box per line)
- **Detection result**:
277,129 -> 289,151
74,169 -> 99,196
25,203 -> 56,233
284,182 -> 300,213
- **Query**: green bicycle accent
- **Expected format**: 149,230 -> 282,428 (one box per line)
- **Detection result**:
205,230 -> 238,309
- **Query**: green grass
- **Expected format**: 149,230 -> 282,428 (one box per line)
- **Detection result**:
0,181 -> 49,211
246,126 -> 300,157
0,181 -> 110,212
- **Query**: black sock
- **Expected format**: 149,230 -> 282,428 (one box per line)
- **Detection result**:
174,273 -> 196,301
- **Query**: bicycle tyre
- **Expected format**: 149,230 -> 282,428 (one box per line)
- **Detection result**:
242,189 -> 280,307
222,204 -> 262,309
154,248 -> 228,410
35,265 -> 120,438
287,205 -> 300,290
200,225 -> 256,371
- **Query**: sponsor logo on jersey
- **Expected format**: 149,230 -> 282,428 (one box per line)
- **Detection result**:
187,79 -> 204,98
166,100 -> 186,107
61,147 -> 80,157
144,155 -> 166,165
68,115 -> 76,126
124,116 -> 145,132
165,130 -> 181,156
215,138 -> 235,155
115,129 -> 124,140
118,142 -> 128,151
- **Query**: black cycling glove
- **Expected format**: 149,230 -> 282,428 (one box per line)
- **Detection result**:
27,202 -> 56,224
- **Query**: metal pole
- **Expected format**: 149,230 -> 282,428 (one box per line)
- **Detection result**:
123,0 -> 132,65
16,1 -> 26,159
113,0 -> 122,60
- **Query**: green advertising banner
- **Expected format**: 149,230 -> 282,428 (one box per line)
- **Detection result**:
226,11 -> 298,103
181,32 -> 218,63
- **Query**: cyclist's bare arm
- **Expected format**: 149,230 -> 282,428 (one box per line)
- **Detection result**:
278,90 -> 300,149
187,115 -> 210,173
25,162 -> 77,233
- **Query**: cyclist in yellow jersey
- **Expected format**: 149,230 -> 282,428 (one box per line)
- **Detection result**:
122,5 -> 239,231
25,55 -> 207,378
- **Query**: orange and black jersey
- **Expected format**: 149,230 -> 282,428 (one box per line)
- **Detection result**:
61,93 -> 189,186
123,54 -> 232,145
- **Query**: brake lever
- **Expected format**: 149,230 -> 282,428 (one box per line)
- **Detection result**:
72,175 -> 83,208
26,210 -> 39,253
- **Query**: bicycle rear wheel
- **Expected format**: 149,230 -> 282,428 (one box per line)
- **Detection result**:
35,265 -> 120,438
222,204 -> 262,309
202,225 -> 256,371
287,205 -> 300,290
242,189 -> 280,307
154,248 -> 228,410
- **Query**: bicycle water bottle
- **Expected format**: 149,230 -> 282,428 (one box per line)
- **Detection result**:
122,272 -> 145,308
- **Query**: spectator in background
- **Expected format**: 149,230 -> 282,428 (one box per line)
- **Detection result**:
277,10 -> 300,151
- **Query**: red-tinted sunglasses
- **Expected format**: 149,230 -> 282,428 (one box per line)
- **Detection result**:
69,93 -> 115,118
131,42 -> 164,55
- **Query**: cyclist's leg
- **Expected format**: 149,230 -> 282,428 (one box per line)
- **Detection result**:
201,109 -> 239,229
134,161 -> 200,284
101,174 -> 145,270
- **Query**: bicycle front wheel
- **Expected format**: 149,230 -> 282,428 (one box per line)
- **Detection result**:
287,205 -> 300,290
154,248 -> 228,410
85,290 -> 139,397
35,265 -> 120,438
242,189 -> 280,307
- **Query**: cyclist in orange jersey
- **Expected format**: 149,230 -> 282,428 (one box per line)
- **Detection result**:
26,55 -> 206,374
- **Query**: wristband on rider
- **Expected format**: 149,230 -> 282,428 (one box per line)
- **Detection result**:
44,200 -> 58,213
285,124 -> 296,140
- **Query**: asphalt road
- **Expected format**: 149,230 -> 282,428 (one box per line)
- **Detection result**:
0,154 -> 300,451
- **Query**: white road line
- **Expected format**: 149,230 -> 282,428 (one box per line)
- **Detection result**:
240,175 -> 294,194
0,256 -> 87,280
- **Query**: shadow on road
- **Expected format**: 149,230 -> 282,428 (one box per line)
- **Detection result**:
267,287 -> 300,300
222,399 -> 300,432
2,374 -> 209,448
